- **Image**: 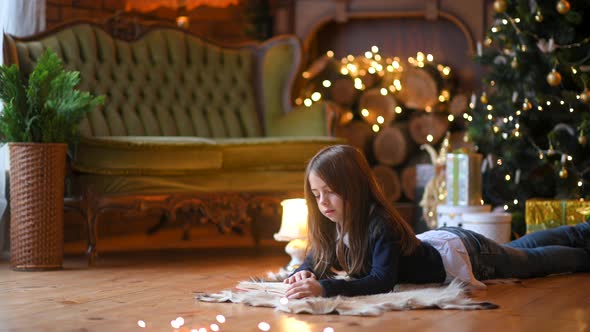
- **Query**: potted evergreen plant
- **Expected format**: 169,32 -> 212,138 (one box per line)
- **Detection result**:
0,49 -> 104,271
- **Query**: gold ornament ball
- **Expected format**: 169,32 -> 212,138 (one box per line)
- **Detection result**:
480,93 -> 489,104
511,58 -> 518,69
580,89 -> 590,103
535,11 -> 544,22
546,70 -> 562,87
579,135 -> 587,145
484,38 -> 493,46
559,167 -> 568,179
522,100 -> 532,111
493,0 -> 508,13
556,0 -> 571,14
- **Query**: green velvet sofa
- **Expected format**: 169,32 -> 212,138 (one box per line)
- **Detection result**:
3,21 -> 341,263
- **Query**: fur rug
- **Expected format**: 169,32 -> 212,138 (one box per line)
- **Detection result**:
195,279 -> 499,316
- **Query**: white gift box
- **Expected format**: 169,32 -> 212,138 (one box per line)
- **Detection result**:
462,212 -> 512,244
436,204 -> 491,228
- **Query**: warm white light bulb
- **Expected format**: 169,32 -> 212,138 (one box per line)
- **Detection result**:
416,52 -> 425,62
258,322 -> 271,331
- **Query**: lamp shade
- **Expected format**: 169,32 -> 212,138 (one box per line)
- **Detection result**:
274,198 -> 308,241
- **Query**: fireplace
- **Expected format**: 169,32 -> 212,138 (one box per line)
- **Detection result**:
291,0 -> 492,92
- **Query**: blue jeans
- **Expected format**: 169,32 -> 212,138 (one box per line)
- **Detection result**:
440,221 -> 590,280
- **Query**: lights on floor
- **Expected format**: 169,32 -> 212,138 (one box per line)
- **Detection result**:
136,313 -> 338,331
258,322 -> 271,331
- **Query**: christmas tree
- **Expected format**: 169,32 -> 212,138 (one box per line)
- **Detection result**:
469,0 -> 590,235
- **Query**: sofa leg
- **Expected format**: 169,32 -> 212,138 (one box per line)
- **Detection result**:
147,213 -> 168,235
81,190 -> 100,267
86,208 -> 99,266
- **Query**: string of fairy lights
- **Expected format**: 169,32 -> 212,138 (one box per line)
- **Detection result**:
294,47 -> 458,140
135,314 -> 337,331
473,0 -> 590,209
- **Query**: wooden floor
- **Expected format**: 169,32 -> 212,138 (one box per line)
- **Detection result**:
1,247 -> 590,332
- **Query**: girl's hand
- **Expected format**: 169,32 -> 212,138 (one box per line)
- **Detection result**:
285,278 -> 325,299
283,270 -> 316,284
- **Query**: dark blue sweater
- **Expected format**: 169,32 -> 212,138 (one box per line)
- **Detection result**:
294,211 -> 446,297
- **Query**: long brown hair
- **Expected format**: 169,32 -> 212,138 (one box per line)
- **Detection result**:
304,145 -> 419,278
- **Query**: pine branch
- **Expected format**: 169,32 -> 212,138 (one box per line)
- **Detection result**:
0,49 -> 105,143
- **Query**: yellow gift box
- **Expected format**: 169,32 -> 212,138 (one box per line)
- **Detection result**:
525,199 -> 590,233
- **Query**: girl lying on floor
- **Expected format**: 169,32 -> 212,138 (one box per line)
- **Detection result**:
284,145 -> 590,299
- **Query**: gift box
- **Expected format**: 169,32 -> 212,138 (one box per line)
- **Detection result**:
445,153 -> 482,206
525,199 -> 590,233
462,212 -> 512,243
436,204 -> 491,228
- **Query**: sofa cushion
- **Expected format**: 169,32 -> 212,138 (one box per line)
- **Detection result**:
73,136 -> 341,176
218,137 -> 340,170
71,170 -> 309,195
73,136 -> 221,175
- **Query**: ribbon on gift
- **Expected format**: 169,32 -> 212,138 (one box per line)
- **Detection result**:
451,154 -> 460,205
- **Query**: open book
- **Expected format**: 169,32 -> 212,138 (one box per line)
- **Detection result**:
236,281 -> 289,297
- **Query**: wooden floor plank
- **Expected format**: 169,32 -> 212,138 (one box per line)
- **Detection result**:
1,248 -> 589,332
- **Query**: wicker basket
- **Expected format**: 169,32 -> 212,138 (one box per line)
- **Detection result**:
9,143 -> 67,271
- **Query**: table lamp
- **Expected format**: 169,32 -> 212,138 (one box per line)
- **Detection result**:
274,198 -> 308,272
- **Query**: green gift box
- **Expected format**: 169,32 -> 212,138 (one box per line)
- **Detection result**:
525,199 -> 590,233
